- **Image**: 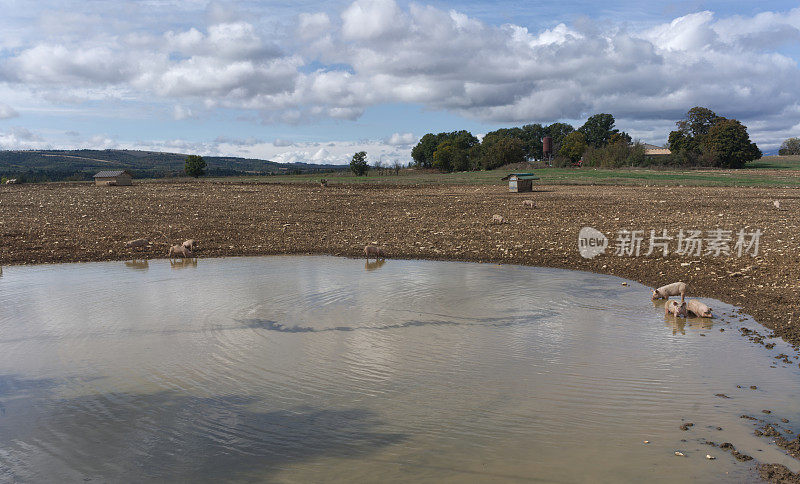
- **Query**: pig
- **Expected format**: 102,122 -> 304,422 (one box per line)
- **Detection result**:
182,239 -> 197,251
652,282 -> 686,303
665,299 -> 688,318
492,214 -> 506,224
686,299 -> 713,318
169,244 -> 193,259
522,200 -> 535,208
364,244 -> 385,259
125,238 -> 150,249
773,200 -> 781,210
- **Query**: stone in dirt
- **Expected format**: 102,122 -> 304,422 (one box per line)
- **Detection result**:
680,422 -> 694,431
715,393 -> 731,398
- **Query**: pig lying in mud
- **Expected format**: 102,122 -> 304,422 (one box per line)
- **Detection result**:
665,299 -> 688,317
169,245 -> 193,259
364,244 -> 385,259
652,282 -> 686,303
182,239 -> 197,252
686,299 -> 713,318
125,238 -> 150,249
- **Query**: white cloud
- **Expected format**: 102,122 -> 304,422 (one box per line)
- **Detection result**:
0,1 -> 799,150
273,138 -> 295,147
341,0 -> 406,40
172,105 -> 196,120
384,132 -> 417,146
0,103 -> 19,119
0,127 -> 46,149
297,12 -> 331,40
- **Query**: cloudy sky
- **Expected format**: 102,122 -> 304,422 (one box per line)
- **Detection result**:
1,0 -> 799,164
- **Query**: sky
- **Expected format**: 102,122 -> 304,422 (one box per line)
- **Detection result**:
0,0 -> 799,164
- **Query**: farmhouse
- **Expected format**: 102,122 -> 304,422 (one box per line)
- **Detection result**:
643,144 -> 671,156
93,170 -> 133,186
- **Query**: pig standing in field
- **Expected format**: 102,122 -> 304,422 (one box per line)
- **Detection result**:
182,239 -> 197,252
364,244 -> 385,259
492,214 -> 506,224
169,245 -> 193,259
686,299 -> 713,318
665,300 -> 688,318
125,238 -> 150,249
522,200 -> 535,208
652,282 -> 687,303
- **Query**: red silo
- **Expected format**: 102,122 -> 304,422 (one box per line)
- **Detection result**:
542,136 -> 553,156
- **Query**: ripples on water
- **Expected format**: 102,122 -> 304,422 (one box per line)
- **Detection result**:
0,256 -> 799,482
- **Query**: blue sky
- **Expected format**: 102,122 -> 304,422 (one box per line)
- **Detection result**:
1,0 -> 799,163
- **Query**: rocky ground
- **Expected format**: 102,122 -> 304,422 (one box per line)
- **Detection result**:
1,180 -> 799,350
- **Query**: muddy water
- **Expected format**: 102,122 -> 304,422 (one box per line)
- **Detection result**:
1,256 -> 798,483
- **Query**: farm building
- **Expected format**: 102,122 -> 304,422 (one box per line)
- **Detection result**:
643,144 -> 671,156
501,173 -> 540,192
93,170 -> 133,186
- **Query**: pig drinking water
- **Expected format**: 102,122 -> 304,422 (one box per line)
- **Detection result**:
665,300 -> 688,317
169,245 -> 193,259
686,299 -> 713,318
182,239 -> 197,251
652,282 -> 686,303
364,244 -> 385,259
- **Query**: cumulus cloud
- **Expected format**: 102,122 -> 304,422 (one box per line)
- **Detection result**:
172,105 -> 196,120
1,1 -> 800,150
273,137 -> 294,147
384,132 -> 417,146
0,103 -> 18,119
0,127 -> 46,149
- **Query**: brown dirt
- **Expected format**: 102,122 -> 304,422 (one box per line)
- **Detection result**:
759,464 -> 800,483
1,181 -> 799,348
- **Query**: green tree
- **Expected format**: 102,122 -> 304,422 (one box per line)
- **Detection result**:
545,122 -> 575,154
480,136 -> 526,170
677,106 -> 720,139
184,154 -> 206,177
579,113 -> 619,148
432,141 -> 457,172
702,119 -> 761,168
413,130 -> 478,171
411,133 -> 441,168
779,137 -> 800,155
350,151 -> 369,176
559,131 -> 587,163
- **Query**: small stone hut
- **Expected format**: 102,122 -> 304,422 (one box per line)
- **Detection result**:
93,170 -> 133,186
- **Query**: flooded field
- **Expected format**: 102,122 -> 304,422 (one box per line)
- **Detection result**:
1,256 -> 798,482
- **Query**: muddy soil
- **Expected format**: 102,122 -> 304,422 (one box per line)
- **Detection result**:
1,181 -> 799,349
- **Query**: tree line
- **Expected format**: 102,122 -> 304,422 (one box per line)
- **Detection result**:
407,107 -> 767,172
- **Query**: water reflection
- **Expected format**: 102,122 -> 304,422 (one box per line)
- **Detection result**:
170,258 -> 198,269
364,259 -> 386,271
0,388 -> 405,482
2,256 -> 799,482
124,259 -> 149,271
666,317 -> 715,335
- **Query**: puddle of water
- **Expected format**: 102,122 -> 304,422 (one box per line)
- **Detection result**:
0,256 -> 798,482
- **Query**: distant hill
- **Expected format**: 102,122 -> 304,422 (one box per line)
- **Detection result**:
0,149 -> 346,182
